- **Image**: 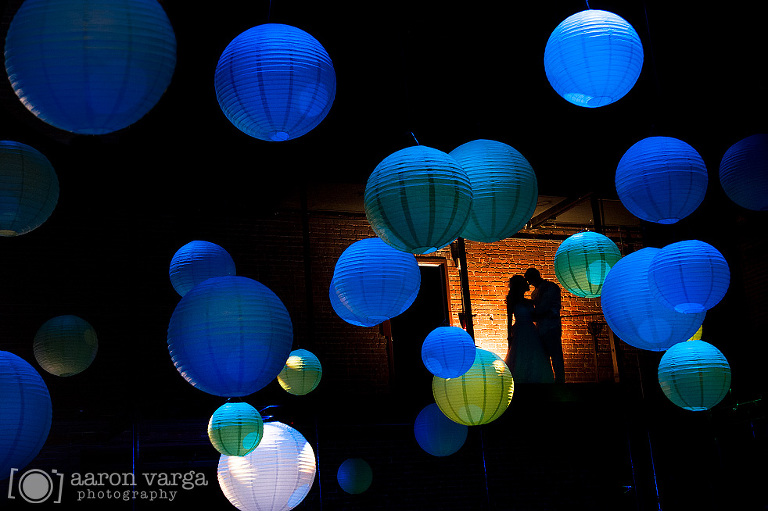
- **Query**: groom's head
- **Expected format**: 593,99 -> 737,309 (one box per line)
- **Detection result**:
524,268 -> 542,287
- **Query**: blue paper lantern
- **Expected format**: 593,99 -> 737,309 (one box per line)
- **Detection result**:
658,340 -> 731,411
413,403 -> 468,457
167,276 -> 294,397
0,141 -> 59,237
421,326 -> 476,378
332,238 -> 421,325
555,231 -> 622,298
208,402 -> 263,457
649,240 -> 730,313
329,277 -> 380,327
448,139 -> 538,242
33,315 -> 98,377
0,351 -> 52,480
364,146 -> 473,254
544,10 -> 643,108
719,134 -> 768,211
215,23 -> 336,142
601,248 -> 705,351
4,0 -> 176,135
169,240 -> 236,297
615,136 -> 708,224
337,458 -> 373,495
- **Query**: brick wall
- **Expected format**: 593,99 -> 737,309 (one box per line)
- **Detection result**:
241,211 -> 645,391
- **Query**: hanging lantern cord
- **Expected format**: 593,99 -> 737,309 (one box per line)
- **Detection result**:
259,404 -> 281,422
410,131 -> 420,146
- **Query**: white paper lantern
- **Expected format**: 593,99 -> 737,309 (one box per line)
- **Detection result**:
218,421 -> 316,511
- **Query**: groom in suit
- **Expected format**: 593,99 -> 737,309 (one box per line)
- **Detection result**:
525,267 -> 565,383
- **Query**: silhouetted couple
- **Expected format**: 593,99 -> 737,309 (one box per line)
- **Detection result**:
505,268 -> 565,384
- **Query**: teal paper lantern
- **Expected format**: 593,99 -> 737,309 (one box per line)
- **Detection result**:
601,248 -> 705,351
208,402 -> 264,456
658,340 -> 731,411
4,0 -> 177,134
449,139 -> 538,242
364,146 -> 473,254
413,403 -> 468,457
554,231 -> 622,298
218,422 -> 316,511
0,351 -> 52,479
615,136 -> 708,224
648,240 -> 730,313
719,134 -> 768,211
167,276 -> 294,397
0,141 -> 59,237
277,349 -> 322,396
33,315 -> 97,377
215,23 -> 336,142
544,10 -> 643,108
421,326 -> 476,378
329,277 -> 379,327
337,458 -> 372,495
169,240 -> 236,297
332,238 -> 421,325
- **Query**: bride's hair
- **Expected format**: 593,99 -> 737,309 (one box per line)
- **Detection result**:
506,275 -> 529,306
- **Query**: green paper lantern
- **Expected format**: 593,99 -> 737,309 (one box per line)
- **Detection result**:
277,349 -> 322,396
0,141 -> 59,237
337,458 -> 372,494
33,315 -> 97,377
555,231 -> 622,298
658,340 -> 731,411
432,348 -> 514,426
208,402 -> 264,456
364,145 -> 473,254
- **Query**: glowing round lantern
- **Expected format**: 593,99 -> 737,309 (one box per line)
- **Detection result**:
719,134 -> 768,211
364,146 -> 473,254
649,240 -> 730,313
601,248 -> 705,351
337,458 -> 372,495
215,23 -> 336,142
4,0 -> 176,135
167,276 -> 294,397
554,231 -> 622,298
421,326 -> 476,378
0,141 -> 59,237
208,402 -> 263,457
448,139 -> 538,242
432,348 -> 514,426
544,10 -> 643,108
33,315 -> 97,377
0,351 -> 52,479
277,349 -> 322,396
413,403 -> 468,457
169,240 -> 236,297
329,277 -> 379,327
658,340 -> 731,411
615,136 -> 708,224
218,421 -> 316,511
332,238 -> 421,325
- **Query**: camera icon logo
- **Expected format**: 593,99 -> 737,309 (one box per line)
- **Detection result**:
7,468 -> 64,504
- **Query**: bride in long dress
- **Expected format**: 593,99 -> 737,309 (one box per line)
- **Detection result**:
505,275 -> 555,383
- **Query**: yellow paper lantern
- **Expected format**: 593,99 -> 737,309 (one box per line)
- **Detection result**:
432,348 -> 514,426
277,349 -> 322,396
